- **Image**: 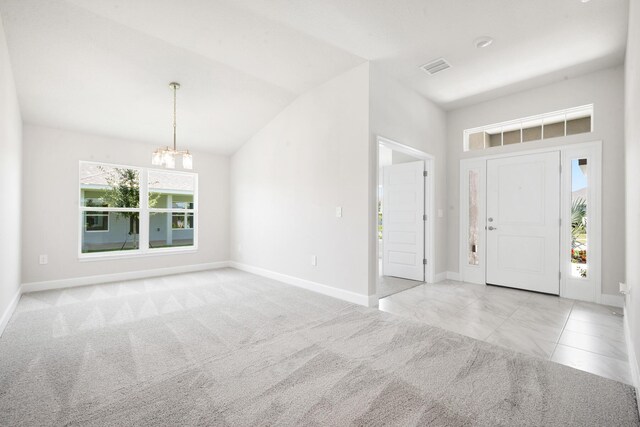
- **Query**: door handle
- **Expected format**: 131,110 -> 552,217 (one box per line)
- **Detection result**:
488,226 -> 497,231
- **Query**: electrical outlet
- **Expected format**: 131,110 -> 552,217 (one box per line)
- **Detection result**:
39,254 -> 48,265
311,255 -> 317,266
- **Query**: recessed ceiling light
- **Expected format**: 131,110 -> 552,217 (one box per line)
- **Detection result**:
474,36 -> 494,49
581,0 -> 591,3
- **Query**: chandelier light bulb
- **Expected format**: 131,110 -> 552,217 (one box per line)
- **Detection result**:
164,151 -> 176,169
152,150 -> 163,166
182,152 -> 193,170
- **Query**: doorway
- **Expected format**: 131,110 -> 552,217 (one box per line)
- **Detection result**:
459,141 -> 602,303
377,137 -> 434,298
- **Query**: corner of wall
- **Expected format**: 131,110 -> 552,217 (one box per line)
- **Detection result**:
624,0 -> 640,409
228,62 -> 372,302
0,13 -> 23,336
0,288 -> 21,337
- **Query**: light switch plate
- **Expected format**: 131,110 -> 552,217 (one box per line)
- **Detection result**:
438,209 -> 444,218
336,206 -> 342,218
311,255 -> 317,266
39,254 -> 48,265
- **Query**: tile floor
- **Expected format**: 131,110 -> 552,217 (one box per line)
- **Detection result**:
377,275 -> 422,298
376,258 -> 422,298
378,279 -> 632,385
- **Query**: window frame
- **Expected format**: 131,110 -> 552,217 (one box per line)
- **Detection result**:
78,161 -> 198,260
560,144 -> 602,303
463,104 -> 594,152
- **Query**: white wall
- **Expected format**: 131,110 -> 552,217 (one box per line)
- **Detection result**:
624,0 -> 640,385
230,63 -> 371,298
21,125 -> 229,284
0,17 -> 22,331
446,66 -> 625,296
369,65 -> 448,289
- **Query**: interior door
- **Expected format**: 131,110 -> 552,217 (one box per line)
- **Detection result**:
486,152 -> 560,294
382,161 -> 425,281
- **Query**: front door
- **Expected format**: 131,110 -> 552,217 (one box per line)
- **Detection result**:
486,152 -> 560,294
382,161 -> 425,281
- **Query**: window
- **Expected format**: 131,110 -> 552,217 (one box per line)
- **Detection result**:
468,170 -> 479,266
172,213 -> 194,229
571,158 -> 588,278
464,105 -> 593,152
148,170 -> 196,249
85,212 -> 109,232
79,162 -> 197,257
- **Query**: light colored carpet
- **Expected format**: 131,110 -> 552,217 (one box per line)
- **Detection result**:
0,268 -> 637,426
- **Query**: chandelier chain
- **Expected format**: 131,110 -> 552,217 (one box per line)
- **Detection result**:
172,82 -> 177,151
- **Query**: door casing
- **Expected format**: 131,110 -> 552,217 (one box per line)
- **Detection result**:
376,136 -> 435,286
459,141 -> 602,303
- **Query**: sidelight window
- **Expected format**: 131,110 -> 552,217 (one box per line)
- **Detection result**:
571,158 -> 588,278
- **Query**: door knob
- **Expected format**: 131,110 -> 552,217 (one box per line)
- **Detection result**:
488,226 -> 497,231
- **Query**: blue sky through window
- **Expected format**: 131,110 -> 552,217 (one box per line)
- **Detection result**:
571,159 -> 587,192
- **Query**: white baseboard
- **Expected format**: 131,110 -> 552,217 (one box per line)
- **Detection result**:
0,287 -> 22,337
21,261 -> 231,294
230,261 -> 375,307
446,271 -> 461,281
601,293 -> 624,308
434,271 -> 460,283
623,306 -> 640,408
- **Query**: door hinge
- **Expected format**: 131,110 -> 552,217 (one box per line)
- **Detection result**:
423,171 -> 428,177
559,271 -> 562,280
423,214 -> 427,221
559,218 -> 562,226
559,164 -> 562,174
423,259 -> 428,265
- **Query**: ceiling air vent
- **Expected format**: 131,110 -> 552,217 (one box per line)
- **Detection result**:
420,58 -> 451,75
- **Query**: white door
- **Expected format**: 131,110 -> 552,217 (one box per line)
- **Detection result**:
486,152 -> 560,294
382,161 -> 425,281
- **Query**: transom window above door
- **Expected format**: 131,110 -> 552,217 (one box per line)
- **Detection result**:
463,105 -> 593,152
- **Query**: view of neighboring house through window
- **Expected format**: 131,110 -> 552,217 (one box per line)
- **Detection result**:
80,163 -> 141,253
79,162 -> 197,256
148,170 -> 196,249
571,158 -> 588,278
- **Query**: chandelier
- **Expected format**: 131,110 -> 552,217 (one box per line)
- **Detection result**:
152,82 -> 192,169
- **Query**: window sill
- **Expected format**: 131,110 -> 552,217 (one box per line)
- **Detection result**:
79,246 -> 198,262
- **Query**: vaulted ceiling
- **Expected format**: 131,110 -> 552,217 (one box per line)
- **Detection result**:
0,0 -> 629,154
